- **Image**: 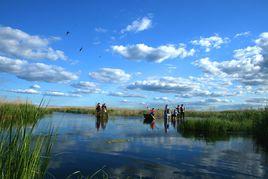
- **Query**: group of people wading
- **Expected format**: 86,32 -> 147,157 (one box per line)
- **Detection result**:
96,103 -> 107,114
144,104 -> 186,132
95,103 -> 108,131
95,102 -> 185,132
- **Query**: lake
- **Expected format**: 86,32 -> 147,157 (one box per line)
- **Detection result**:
34,112 -> 268,178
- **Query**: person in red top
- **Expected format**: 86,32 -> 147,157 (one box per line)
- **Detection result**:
150,108 -> 155,116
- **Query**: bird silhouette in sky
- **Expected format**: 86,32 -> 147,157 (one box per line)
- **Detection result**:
79,47 -> 83,52
66,31 -> 70,35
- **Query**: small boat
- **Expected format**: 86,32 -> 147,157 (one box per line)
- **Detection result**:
143,114 -> 155,124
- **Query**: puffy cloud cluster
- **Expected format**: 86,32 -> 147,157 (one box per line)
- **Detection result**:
127,76 -> 199,94
108,91 -> 146,98
177,90 -> 224,98
44,91 -> 81,97
71,81 -> 97,89
154,96 -> 171,102
121,16 -> 152,33
191,35 -> 229,52
0,56 -> 78,82
8,84 -> 81,97
89,68 -> 131,83
127,76 -> 235,102
112,44 -> 195,63
255,32 -> 268,51
71,81 -> 102,94
194,32 -> 268,86
9,88 -> 40,94
31,84 -> 41,89
0,26 -> 67,60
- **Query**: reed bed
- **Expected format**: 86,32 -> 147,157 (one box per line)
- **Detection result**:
0,101 -> 54,178
179,117 -> 253,134
178,108 -> 268,135
0,101 -> 51,127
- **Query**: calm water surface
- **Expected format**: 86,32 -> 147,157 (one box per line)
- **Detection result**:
34,112 -> 268,178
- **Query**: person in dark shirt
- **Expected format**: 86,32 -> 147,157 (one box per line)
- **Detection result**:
180,104 -> 185,120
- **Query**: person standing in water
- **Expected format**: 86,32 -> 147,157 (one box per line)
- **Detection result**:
164,104 -> 169,132
150,108 -> 155,116
180,104 -> 185,120
101,103 -> 107,112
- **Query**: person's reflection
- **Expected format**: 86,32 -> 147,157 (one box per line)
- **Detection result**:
171,116 -> 176,128
101,116 -> 108,129
96,116 -> 101,131
95,115 -> 109,131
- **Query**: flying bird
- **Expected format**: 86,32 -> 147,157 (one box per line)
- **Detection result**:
66,31 -> 70,35
79,47 -> 83,52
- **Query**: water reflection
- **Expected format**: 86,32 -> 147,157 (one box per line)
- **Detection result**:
96,113 -> 109,131
33,112 -> 268,178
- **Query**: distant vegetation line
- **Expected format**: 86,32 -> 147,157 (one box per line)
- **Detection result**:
48,106 -> 266,118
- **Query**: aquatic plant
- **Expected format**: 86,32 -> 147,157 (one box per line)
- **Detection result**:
178,117 -> 253,134
0,101 -> 55,178
178,108 -> 267,136
252,108 -> 268,145
0,100 -> 51,127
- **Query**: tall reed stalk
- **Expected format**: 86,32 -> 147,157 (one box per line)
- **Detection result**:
0,101 -> 54,178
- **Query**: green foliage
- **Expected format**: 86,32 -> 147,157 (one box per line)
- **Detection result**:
179,117 -> 253,134
0,101 -> 54,179
0,101 -> 51,127
178,109 -> 267,137
252,108 -> 268,140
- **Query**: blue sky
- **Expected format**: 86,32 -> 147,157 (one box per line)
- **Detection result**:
0,0 -> 267,109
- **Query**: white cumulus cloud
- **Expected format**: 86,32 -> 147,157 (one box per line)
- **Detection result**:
112,44 -> 195,63
44,91 -> 81,97
108,91 -> 146,98
154,96 -> 171,102
30,84 -> 41,89
194,33 -> 268,86
89,68 -> 131,83
9,88 -> 40,94
0,56 -> 78,82
121,16 -> 152,33
0,26 -> 67,60
191,35 -> 229,52
127,76 -> 199,94
71,81 -> 97,89
234,31 -> 251,38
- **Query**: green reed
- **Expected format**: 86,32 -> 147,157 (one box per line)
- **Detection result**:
178,108 -> 267,136
0,101 -> 55,179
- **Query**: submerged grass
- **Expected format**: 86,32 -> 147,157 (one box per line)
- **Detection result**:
0,101 -> 55,178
